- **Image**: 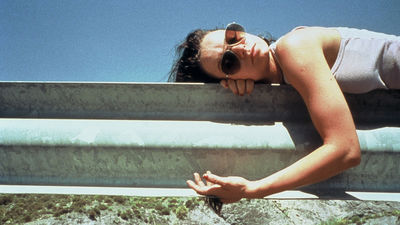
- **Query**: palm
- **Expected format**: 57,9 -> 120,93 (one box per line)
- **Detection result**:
187,172 -> 249,203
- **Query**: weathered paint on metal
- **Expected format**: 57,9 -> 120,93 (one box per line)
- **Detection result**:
0,119 -> 399,192
0,82 -> 399,194
1,82 -> 399,123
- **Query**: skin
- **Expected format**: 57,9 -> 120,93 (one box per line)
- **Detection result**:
186,27 -> 361,203
199,30 -> 282,95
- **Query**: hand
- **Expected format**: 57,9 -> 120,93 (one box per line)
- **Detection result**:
220,79 -> 254,96
186,171 -> 251,203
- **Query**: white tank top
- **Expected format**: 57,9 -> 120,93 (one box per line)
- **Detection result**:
332,27 -> 400,93
270,27 -> 400,93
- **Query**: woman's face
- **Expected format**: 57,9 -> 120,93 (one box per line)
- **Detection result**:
199,30 -> 270,81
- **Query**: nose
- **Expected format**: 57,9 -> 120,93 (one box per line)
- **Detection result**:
229,43 -> 246,59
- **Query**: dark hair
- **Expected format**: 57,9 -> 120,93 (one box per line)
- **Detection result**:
168,29 -> 220,83
168,28 -> 275,83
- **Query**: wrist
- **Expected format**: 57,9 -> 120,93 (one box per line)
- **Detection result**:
244,180 -> 264,199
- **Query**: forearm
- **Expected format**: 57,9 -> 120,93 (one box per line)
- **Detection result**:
245,143 -> 360,199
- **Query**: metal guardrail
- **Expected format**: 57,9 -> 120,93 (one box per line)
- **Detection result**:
1,82 -> 399,123
0,82 -> 399,198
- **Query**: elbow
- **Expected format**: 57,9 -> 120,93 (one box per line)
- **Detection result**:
346,152 -> 361,168
344,144 -> 361,169
328,135 -> 361,169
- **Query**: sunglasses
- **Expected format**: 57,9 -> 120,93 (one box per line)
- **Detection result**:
221,23 -> 246,76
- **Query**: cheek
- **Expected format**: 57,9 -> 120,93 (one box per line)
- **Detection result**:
239,61 -> 266,80
238,69 -> 263,80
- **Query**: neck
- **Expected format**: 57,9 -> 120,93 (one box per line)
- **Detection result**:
265,50 -> 283,84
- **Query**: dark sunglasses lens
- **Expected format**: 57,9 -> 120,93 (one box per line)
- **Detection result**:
225,23 -> 245,45
221,51 -> 240,74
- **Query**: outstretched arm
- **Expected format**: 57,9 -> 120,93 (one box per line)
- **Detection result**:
264,28 -> 361,196
188,28 -> 361,203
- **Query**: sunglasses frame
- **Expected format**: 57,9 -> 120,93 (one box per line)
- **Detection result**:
221,23 -> 246,76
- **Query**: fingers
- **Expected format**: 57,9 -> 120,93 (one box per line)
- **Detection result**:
245,79 -> 254,95
205,171 -> 214,186
228,79 -> 245,96
195,171 -> 214,187
236,80 -> 246,96
186,180 -> 205,194
186,179 -> 221,196
227,79 -> 239,95
224,79 -> 254,96
220,80 -> 228,89
187,172 -> 221,196
203,172 -> 227,186
187,172 -> 243,204
188,171 -> 245,204
194,172 -> 205,187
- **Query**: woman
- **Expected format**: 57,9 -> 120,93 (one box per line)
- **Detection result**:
169,23 -> 400,205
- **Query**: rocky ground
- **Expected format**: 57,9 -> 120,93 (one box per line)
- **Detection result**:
1,194 -> 400,224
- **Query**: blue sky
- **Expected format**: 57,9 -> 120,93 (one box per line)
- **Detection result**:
1,0 -> 399,82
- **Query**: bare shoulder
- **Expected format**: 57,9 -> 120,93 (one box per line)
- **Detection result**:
274,27 -> 341,80
272,27 -> 358,149
276,27 -> 340,53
